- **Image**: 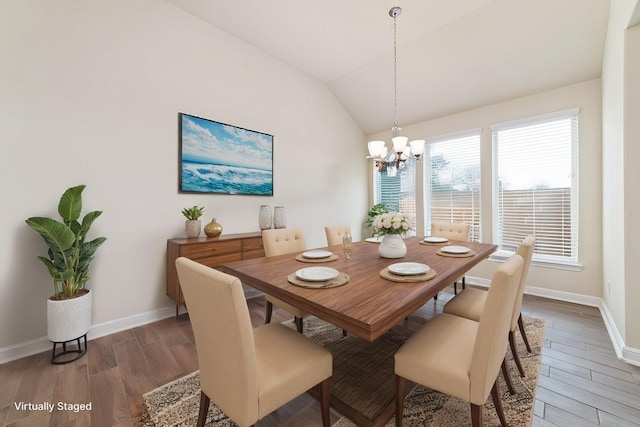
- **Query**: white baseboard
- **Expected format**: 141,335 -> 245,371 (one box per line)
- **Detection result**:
466,275 -> 640,367
4,283 -> 640,367
0,305 -> 184,364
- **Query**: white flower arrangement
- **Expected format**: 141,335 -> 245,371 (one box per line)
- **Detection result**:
372,211 -> 412,236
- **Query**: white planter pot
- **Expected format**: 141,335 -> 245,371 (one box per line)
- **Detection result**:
378,234 -> 407,258
47,290 -> 92,343
185,220 -> 201,238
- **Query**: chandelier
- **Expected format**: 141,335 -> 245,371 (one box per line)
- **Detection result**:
367,6 -> 424,176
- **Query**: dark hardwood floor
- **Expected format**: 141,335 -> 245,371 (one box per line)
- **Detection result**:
2,288 -> 640,426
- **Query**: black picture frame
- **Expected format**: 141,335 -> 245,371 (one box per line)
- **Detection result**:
179,113 -> 273,196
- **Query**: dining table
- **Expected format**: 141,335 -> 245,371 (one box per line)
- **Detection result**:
219,236 -> 496,426
219,236 -> 497,342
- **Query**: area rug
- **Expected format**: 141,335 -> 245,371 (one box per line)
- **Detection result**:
135,315 -> 544,426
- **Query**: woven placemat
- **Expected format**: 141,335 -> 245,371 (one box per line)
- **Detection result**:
295,253 -> 339,263
287,272 -> 349,288
380,268 -> 437,283
419,240 -> 449,246
436,249 -> 476,258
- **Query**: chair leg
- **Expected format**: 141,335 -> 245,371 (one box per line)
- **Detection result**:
395,375 -> 406,427
342,329 -> 347,337
197,391 -> 210,427
295,316 -> 304,333
491,379 -> 508,427
518,313 -> 532,353
320,378 -> 330,427
509,330 -> 526,378
265,300 -> 273,324
462,276 -> 466,290
454,281 -> 458,295
471,403 -> 482,427
501,358 -> 516,395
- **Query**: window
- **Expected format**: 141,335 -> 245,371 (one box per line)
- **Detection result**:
492,109 -> 579,266
425,131 -> 481,241
373,156 -> 416,235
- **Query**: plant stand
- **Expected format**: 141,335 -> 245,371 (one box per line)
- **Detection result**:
50,334 -> 88,365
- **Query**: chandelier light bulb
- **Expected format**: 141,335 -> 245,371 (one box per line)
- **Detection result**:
410,140 -> 425,158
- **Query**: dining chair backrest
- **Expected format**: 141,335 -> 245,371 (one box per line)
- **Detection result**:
324,224 -> 351,246
431,222 -> 471,241
510,235 -> 536,331
469,254 -> 524,404
175,257 -> 259,425
262,228 -> 306,257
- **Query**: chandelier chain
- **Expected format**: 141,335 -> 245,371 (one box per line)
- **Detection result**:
393,10 -> 399,136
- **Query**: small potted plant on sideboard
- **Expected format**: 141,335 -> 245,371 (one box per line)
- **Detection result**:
182,205 -> 204,238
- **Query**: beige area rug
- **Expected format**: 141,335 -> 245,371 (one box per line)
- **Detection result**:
135,316 -> 544,427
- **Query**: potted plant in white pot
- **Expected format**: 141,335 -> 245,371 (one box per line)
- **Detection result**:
182,205 -> 204,238
25,184 -> 106,364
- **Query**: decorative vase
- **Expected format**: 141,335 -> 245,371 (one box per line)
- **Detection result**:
378,234 -> 407,258
259,205 -> 272,230
185,220 -> 201,238
274,206 -> 286,229
47,290 -> 92,343
204,218 -> 223,237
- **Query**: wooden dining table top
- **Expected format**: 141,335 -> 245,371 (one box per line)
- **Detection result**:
219,237 -> 497,342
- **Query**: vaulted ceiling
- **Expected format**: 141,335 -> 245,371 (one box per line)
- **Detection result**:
165,0 -> 610,135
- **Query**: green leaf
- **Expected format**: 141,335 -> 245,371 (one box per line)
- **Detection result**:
25,217 -> 75,253
79,211 -> 103,237
58,185 -> 85,223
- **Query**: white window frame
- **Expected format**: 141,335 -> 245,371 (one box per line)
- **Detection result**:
491,108 -> 581,270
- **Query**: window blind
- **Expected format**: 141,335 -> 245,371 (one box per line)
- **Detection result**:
426,133 -> 481,241
493,109 -> 578,264
374,156 -> 416,234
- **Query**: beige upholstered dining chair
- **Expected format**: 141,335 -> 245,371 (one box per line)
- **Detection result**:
395,254 -> 524,427
430,222 -> 471,295
443,234 -> 536,377
324,224 -> 351,247
175,257 -> 332,427
262,228 -> 309,333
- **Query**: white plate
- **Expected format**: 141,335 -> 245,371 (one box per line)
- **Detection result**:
424,236 -> 448,243
295,267 -> 339,282
302,250 -> 332,259
365,236 -> 384,243
441,245 -> 471,254
388,262 -> 430,276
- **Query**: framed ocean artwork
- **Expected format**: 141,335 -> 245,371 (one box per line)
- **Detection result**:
179,113 -> 273,196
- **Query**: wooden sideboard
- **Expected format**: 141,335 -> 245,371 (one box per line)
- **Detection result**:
167,231 -> 265,316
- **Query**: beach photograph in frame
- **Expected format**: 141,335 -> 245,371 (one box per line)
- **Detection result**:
179,113 -> 273,195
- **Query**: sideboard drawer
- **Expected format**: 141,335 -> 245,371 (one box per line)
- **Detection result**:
197,253 -> 242,268
242,237 -> 264,252
180,240 -> 242,260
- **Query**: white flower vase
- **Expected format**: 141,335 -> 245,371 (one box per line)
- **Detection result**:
378,234 -> 407,258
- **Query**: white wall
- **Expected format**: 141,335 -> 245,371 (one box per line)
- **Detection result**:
601,0 -> 640,355
602,0 -> 634,350
0,0 -> 367,356
368,79 -> 603,297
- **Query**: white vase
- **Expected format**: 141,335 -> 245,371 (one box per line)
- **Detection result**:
273,206 -> 286,229
378,234 -> 407,258
47,290 -> 92,342
258,205 -> 272,230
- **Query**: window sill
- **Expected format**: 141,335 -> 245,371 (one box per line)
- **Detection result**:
489,250 -> 583,272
